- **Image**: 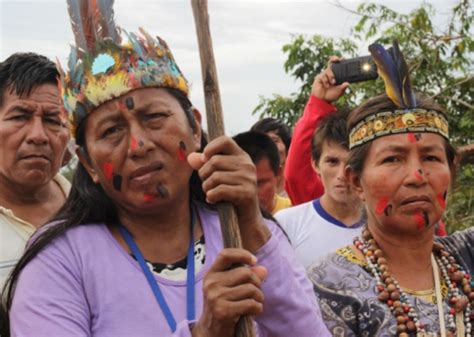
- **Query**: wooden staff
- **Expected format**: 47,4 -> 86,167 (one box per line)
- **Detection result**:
191,1 -> 256,336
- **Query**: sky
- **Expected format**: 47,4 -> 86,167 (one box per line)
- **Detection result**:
0,0 -> 453,135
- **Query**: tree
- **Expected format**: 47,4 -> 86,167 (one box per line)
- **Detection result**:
254,0 -> 473,232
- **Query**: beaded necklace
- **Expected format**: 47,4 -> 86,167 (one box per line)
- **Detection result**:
353,226 -> 474,337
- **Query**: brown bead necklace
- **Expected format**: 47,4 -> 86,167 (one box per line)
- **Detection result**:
353,226 -> 474,337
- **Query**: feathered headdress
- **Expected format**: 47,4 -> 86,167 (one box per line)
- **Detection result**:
59,0 -> 189,137
348,41 -> 449,149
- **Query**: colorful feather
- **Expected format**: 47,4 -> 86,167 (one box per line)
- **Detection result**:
123,30 -> 145,59
66,0 -> 87,52
390,41 -> 416,108
97,0 -> 121,44
67,0 -> 121,54
369,42 -> 404,107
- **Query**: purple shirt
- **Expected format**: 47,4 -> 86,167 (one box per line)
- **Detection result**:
11,204 -> 330,337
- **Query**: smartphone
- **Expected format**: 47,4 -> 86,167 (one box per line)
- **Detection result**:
331,55 -> 378,85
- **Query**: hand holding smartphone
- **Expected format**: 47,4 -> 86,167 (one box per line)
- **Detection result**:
331,55 -> 378,85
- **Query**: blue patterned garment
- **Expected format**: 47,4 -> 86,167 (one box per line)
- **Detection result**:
309,228 -> 473,337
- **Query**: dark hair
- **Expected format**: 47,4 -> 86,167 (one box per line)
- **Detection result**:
0,52 -> 59,107
233,131 -> 280,175
311,108 -> 350,163
2,87 -> 206,320
250,118 -> 292,154
346,93 -> 457,177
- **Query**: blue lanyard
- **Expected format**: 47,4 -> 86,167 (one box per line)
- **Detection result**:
119,207 -> 196,332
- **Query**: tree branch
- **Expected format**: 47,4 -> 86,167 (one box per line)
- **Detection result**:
438,95 -> 474,111
432,76 -> 473,98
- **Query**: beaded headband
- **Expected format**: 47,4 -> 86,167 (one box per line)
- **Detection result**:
58,0 -> 189,137
349,41 -> 449,149
349,108 -> 449,149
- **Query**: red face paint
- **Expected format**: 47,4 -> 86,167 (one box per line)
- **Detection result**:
143,193 -> 156,202
130,136 -> 138,151
437,193 -> 447,210
118,101 -> 127,112
414,170 -> 423,181
103,162 -> 114,181
407,133 -> 417,143
375,197 -> 389,215
414,213 -> 425,230
177,141 -> 186,161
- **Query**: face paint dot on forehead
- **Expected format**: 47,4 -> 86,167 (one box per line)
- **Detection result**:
118,100 -> 127,112
125,97 -> 134,110
112,174 -> 122,192
375,197 -> 389,215
103,162 -> 114,181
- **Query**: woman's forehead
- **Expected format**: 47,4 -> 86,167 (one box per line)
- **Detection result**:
90,88 -> 180,120
370,133 -> 446,153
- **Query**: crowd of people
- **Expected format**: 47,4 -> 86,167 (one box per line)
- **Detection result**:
0,1 -> 473,336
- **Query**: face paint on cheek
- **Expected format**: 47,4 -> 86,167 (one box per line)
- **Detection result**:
375,197 -> 390,215
422,211 -> 429,227
103,162 -> 114,181
138,140 -> 144,147
383,204 -> 393,216
437,192 -> 447,210
176,141 -> 187,161
414,212 -> 425,230
143,193 -> 156,202
125,97 -> 134,110
156,184 -> 169,198
112,174 -> 123,192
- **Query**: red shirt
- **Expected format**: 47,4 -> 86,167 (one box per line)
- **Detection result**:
284,96 -> 336,205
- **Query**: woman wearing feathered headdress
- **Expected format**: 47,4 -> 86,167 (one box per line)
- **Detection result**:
3,1 -> 330,336
309,41 -> 474,336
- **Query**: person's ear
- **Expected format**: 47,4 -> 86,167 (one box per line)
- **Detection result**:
310,159 -> 321,177
276,164 -> 283,178
345,165 -> 364,201
76,147 -> 100,184
191,108 -> 202,150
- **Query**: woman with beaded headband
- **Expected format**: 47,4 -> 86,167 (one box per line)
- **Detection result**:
3,1 -> 330,336
308,41 -> 474,336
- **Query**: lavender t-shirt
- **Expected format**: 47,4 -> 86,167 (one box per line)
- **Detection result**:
10,204 -> 330,337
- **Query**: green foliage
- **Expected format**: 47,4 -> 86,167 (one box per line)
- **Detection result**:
254,0 -> 473,232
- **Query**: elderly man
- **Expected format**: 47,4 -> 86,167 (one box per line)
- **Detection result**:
0,53 -> 70,288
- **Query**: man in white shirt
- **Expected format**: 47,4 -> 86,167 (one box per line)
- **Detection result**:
275,64 -> 363,268
0,53 -> 71,288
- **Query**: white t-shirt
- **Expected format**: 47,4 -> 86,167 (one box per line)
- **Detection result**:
0,174 -> 70,289
275,198 -> 364,269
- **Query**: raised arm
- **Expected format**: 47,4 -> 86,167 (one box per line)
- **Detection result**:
285,57 -> 349,205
